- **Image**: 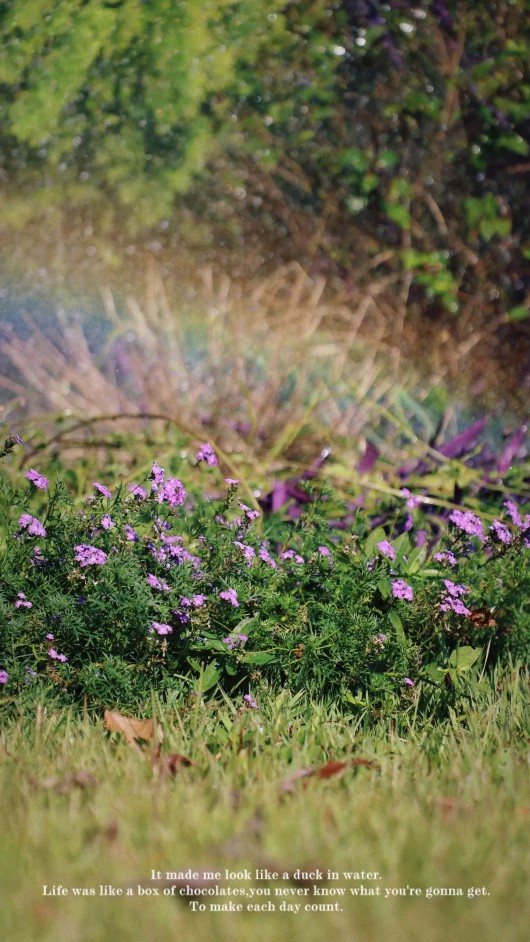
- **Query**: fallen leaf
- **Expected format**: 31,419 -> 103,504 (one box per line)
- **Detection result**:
151,742 -> 195,777
281,757 -> 378,792
316,760 -> 348,779
350,757 -> 379,769
104,709 -> 155,749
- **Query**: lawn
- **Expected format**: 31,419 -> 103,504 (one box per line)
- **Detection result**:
1,673 -> 529,942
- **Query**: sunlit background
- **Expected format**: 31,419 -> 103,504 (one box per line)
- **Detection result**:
1,0 -> 529,473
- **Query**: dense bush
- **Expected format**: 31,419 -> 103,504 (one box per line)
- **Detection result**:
1,436 -> 529,712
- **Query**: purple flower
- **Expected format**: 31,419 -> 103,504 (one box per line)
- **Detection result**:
280,549 -> 305,564
403,677 -> 415,687
25,468 -> 49,490
223,634 -> 248,650
124,525 -> 139,542
151,621 -> 173,635
129,483 -> 148,499
234,540 -> 256,566
0,670 -> 9,684
180,594 -> 207,608
101,514 -> 115,530
15,592 -> 32,609
46,633 -> 54,641
225,478 -> 240,486
243,693 -> 258,709
374,633 -> 387,647
489,520 -> 512,545
151,463 -> 166,486
158,477 -> 187,509
237,500 -> 260,520
403,513 -> 414,532
443,579 -> 469,597
171,610 -> 189,624
318,546 -> 333,566
376,540 -> 396,561
74,544 -> 108,567
219,588 -> 239,607
18,513 -> 47,537
147,573 -> 170,591
30,546 -> 46,567
259,543 -> 278,568
92,482 -> 112,499
196,443 -> 218,466
433,550 -> 457,566
164,543 -> 201,568
401,488 -> 422,509
48,649 -> 68,662
449,509 -> 484,540
392,579 -> 414,601
439,597 -> 471,617
503,499 -> 523,528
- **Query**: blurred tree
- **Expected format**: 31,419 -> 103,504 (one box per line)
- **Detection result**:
0,0 -> 529,329
0,0 -> 286,230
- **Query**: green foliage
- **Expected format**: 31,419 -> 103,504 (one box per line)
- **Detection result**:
1,442 -> 529,714
0,0 -> 286,229
2,1 -> 528,330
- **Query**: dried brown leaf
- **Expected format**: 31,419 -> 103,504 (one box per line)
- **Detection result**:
350,757 -> 379,769
151,743 -> 195,777
104,709 -> 155,748
315,760 -> 349,779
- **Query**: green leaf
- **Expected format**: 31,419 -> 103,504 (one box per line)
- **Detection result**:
403,545 -> 428,574
338,147 -> 369,173
344,691 -> 367,707
497,133 -> 529,156
479,217 -> 511,240
385,202 -> 411,230
377,578 -> 392,600
507,305 -> 530,322
448,646 -> 482,672
199,660 -> 221,692
241,651 -> 276,666
392,533 -> 411,561
388,610 -> 405,643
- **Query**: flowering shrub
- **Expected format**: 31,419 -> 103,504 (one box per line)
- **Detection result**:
0,439 -> 529,711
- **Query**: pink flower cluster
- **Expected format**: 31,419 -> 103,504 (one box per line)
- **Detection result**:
18,513 -> 46,537
74,544 -> 108,567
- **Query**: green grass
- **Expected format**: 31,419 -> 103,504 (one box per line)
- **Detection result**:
2,670 -> 529,942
